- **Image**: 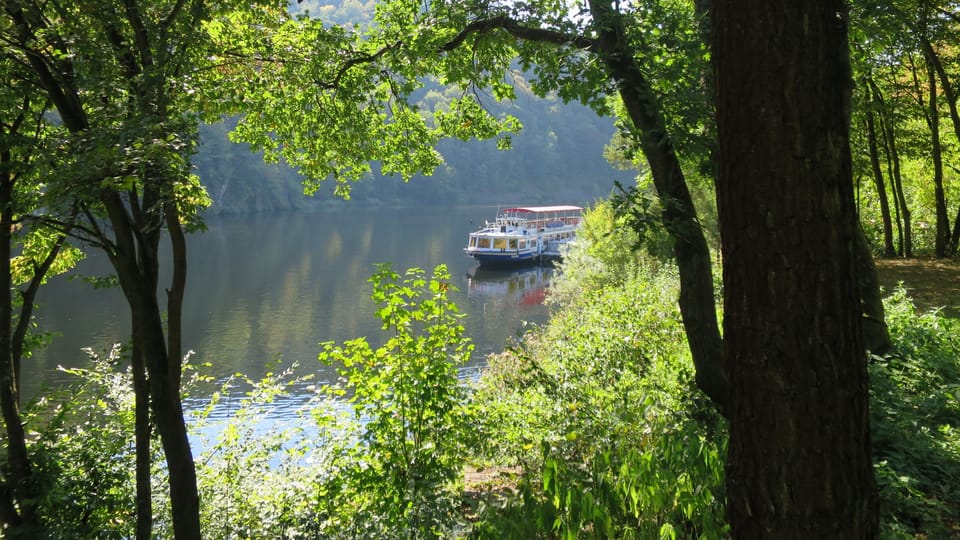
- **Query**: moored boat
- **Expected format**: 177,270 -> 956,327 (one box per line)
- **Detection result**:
464,205 -> 582,267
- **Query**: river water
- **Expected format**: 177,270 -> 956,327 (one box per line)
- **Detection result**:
26,206 -> 555,411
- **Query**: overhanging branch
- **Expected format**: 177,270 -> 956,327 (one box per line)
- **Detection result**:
440,15 -> 596,52
320,40 -> 404,90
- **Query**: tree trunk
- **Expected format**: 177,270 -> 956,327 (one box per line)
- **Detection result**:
922,53 -> 949,257
856,226 -> 890,355
865,110 -> 896,257
868,80 -> 908,257
877,100 -> 911,258
951,206 -> 960,254
6,4 -> 202,537
713,0 -> 879,537
0,158 -> 40,535
589,0 -> 728,414
100,190 -> 201,540
132,337 -> 152,540
922,37 -> 960,255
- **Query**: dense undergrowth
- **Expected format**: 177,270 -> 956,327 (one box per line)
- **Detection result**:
12,203 -> 960,538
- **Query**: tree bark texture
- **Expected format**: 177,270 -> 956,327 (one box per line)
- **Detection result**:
713,1 -> 879,537
132,336 -> 153,540
588,0 -> 729,414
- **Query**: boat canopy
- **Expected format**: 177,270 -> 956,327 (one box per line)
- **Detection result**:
501,205 -> 582,213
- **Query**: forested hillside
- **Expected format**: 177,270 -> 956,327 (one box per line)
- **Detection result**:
191,0 -> 621,214
194,77 -> 620,214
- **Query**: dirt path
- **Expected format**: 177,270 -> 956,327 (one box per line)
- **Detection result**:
875,258 -> 960,317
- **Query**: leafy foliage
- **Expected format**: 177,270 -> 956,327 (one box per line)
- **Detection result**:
201,7 -> 519,198
315,264 -> 475,538
10,217 -> 960,539
184,365 -> 330,539
23,346 -> 137,539
468,206 -> 728,538
870,289 -> 960,537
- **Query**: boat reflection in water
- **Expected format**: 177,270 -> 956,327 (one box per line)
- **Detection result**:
466,266 -> 552,309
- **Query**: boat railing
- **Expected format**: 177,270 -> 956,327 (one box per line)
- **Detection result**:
524,216 -> 581,230
483,210 -> 582,234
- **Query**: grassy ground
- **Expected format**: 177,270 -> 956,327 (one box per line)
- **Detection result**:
876,258 -> 960,317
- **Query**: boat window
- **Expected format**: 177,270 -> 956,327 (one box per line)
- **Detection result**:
493,238 -> 508,249
478,238 -> 491,249
469,236 -> 477,247
519,240 -> 526,249
509,239 -> 518,249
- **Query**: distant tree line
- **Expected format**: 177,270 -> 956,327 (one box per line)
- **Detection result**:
193,89 -> 620,214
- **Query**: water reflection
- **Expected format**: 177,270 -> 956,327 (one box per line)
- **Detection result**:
26,207 -> 553,403
467,266 -> 551,310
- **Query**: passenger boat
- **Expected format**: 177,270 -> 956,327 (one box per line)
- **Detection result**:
464,205 -> 583,267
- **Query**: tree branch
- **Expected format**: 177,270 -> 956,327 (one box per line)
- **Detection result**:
439,15 -> 596,53
319,40 -> 404,90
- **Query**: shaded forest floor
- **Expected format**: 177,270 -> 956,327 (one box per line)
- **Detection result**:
876,257 -> 960,318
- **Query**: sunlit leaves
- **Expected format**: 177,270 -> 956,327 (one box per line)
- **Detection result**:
10,231 -> 84,287
201,4 -> 523,199
315,264 -> 474,537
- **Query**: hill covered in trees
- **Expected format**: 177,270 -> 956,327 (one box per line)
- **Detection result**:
194,83 -> 621,214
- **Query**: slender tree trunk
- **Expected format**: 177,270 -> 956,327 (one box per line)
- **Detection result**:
922,35 -> 960,162
100,189 -> 201,540
6,4 -> 202,537
132,337 -> 152,540
0,163 -> 40,535
869,80 -> 907,257
713,0 -> 879,537
951,206 -> 960,254
440,2 -> 730,414
922,37 -> 960,255
922,54 -> 949,257
857,226 -> 890,355
165,205 -> 187,389
878,103 -> 911,257
589,0 -> 728,414
865,111 -> 896,257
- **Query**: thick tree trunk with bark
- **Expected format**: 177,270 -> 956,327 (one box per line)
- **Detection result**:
589,0 -> 728,413
713,1 -> 879,537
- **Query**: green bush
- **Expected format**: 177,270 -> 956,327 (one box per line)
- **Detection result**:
185,365 -> 327,539
468,211 -> 728,538
871,288 -> 960,538
315,264 -> 474,538
19,226 -> 960,539
24,345 -> 137,539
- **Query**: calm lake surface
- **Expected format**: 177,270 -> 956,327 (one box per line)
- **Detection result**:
26,206 -> 556,410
